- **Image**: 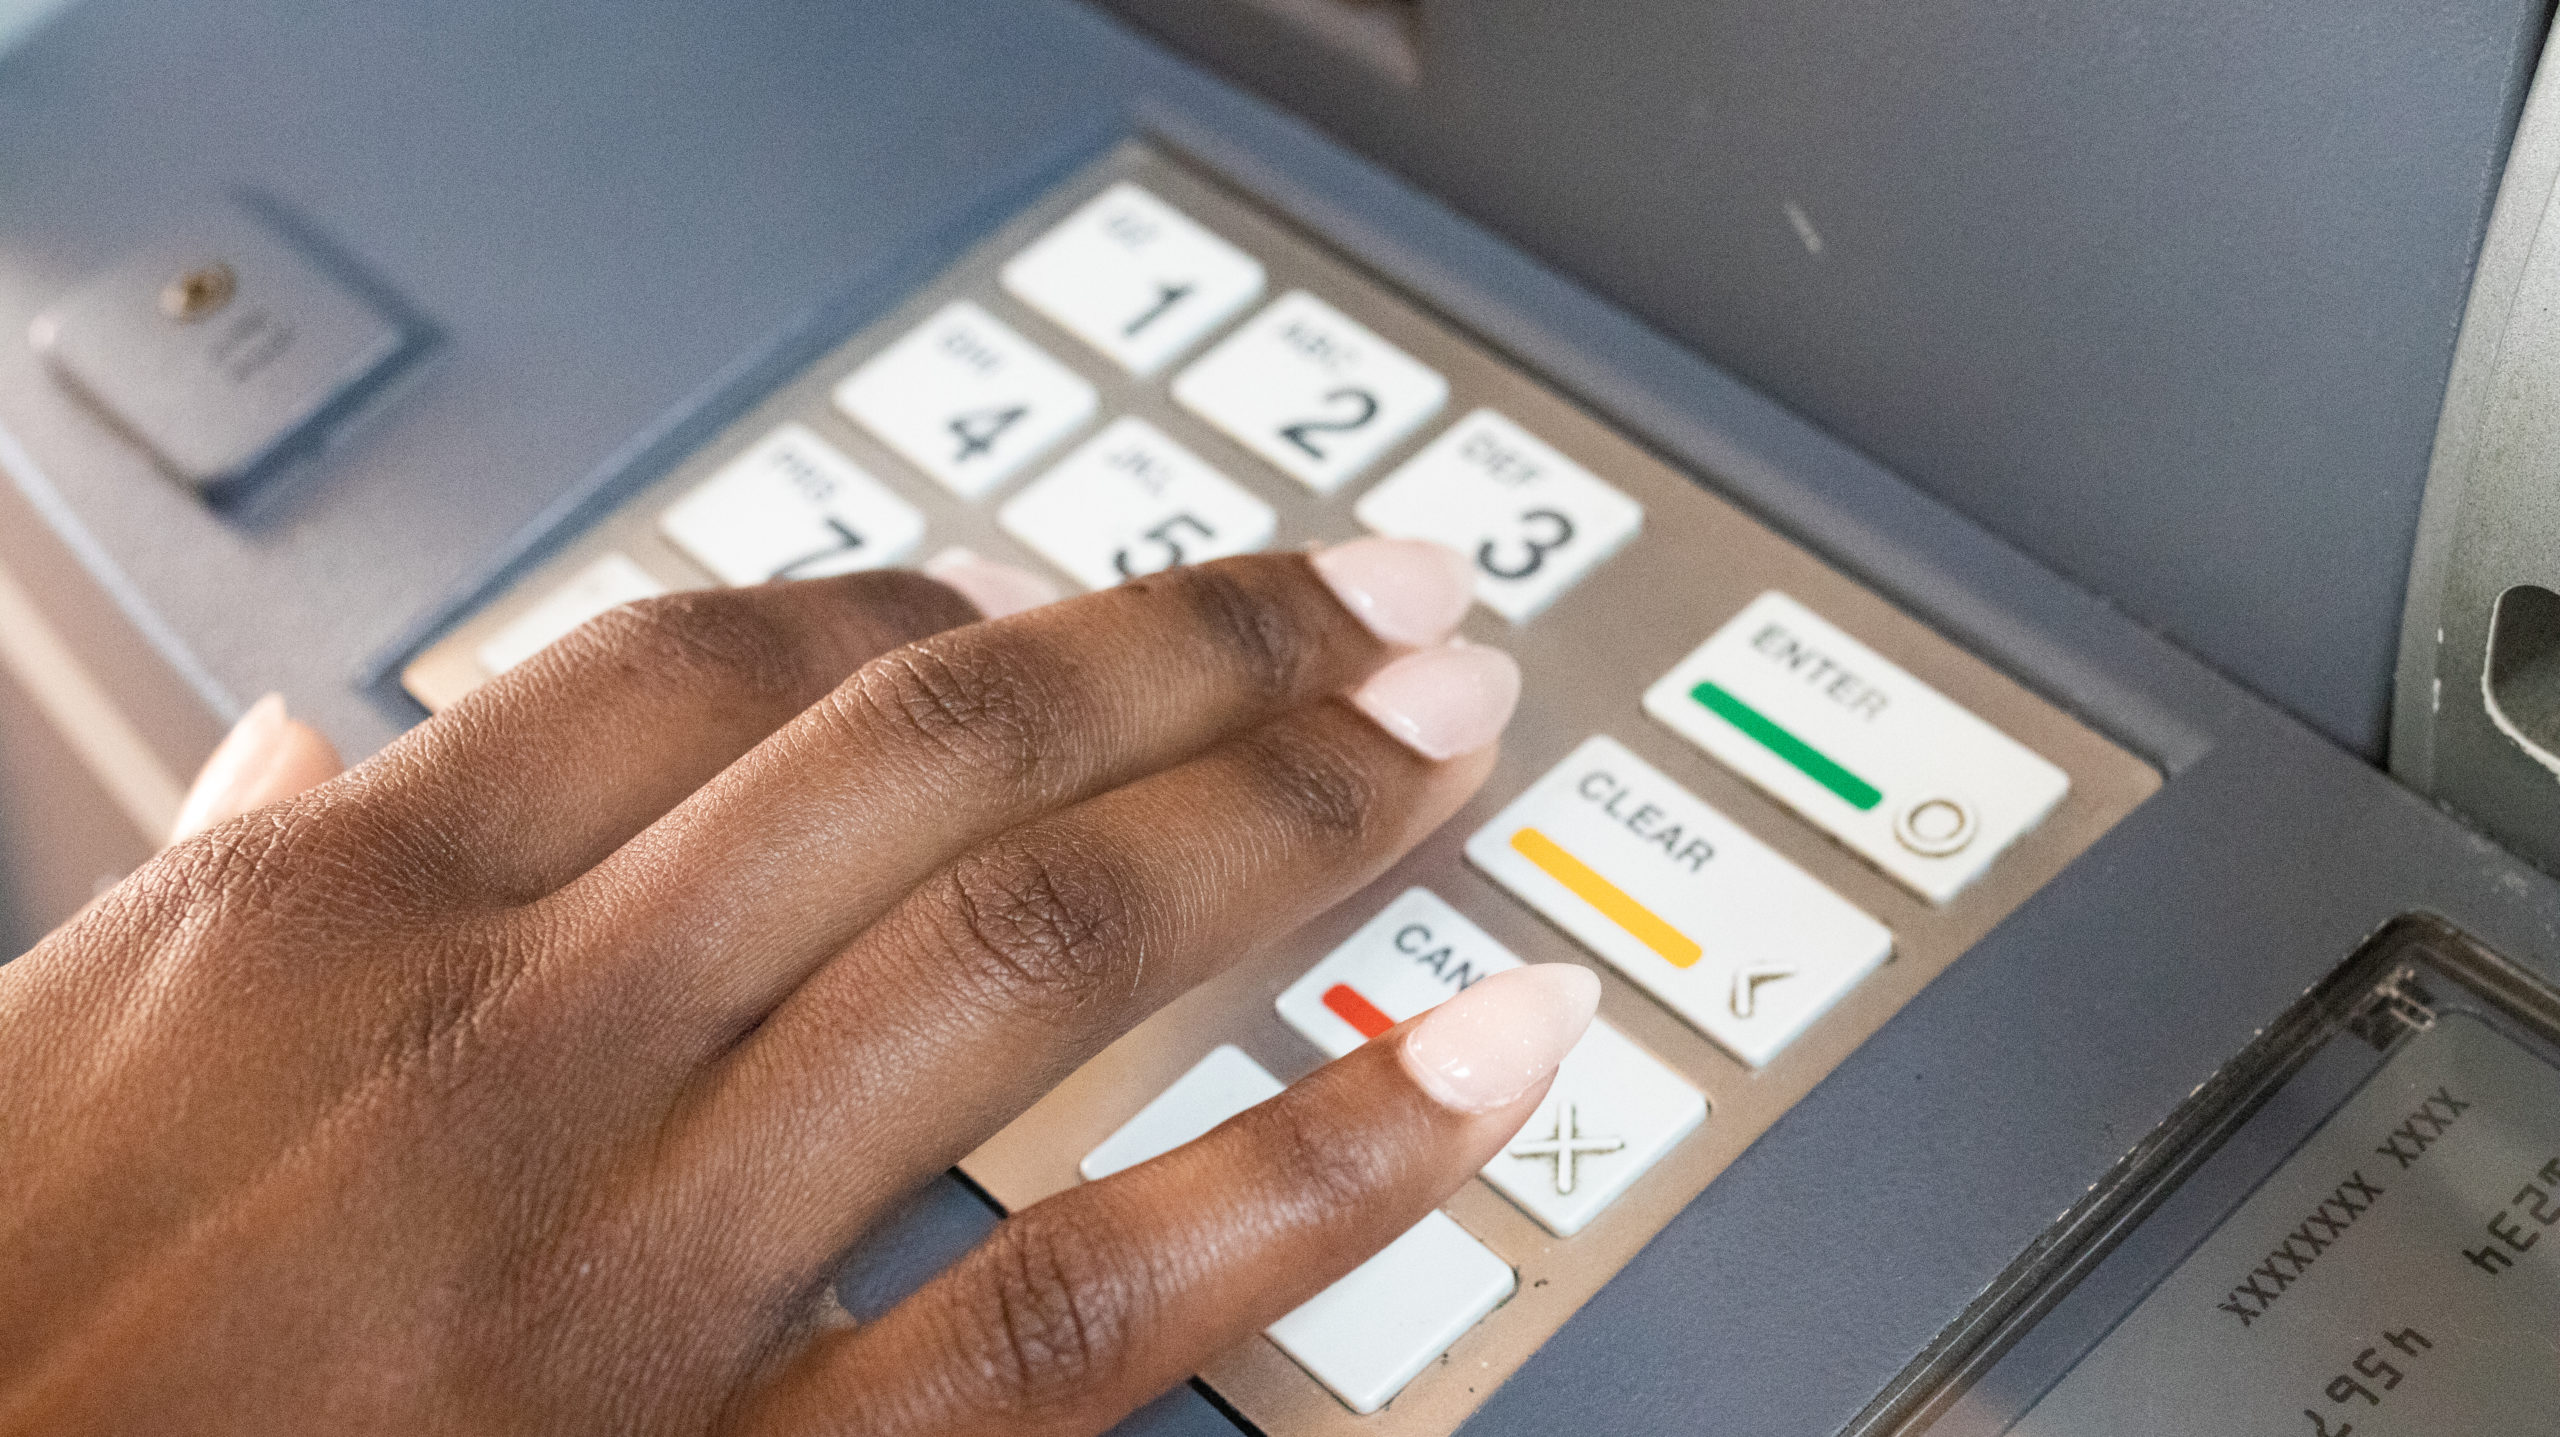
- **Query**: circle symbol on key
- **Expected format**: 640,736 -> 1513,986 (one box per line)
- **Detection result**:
1508,1102 -> 1625,1196
1894,796 -> 1977,857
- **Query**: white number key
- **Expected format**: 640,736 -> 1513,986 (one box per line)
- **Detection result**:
997,416 -> 1276,591
1000,182 -> 1267,376
833,300 -> 1098,499
1172,290 -> 1448,494
657,424 -> 925,585
1356,409 -> 1644,621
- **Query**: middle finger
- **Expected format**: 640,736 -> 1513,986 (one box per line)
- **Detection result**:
675,647 -> 1515,1262
547,542 -> 1473,1040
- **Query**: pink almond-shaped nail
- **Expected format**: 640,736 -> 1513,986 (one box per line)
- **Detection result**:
1311,536 -> 1475,646
1400,964 -> 1600,1114
923,546 -> 1062,619
1351,641 -> 1522,760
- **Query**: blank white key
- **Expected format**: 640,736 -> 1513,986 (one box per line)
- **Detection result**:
1000,182 -> 1267,375
475,552 -> 667,677
998,416 -> 1276,591
657,424 -> 925,585
1356,409 -> 1644,622
1079,1045 -> 1515,1414
833,300 -> 1098,499
1172,290 -> 1448,494
1264,1211 -> 1515,1414
1276,887 -> 1706,1236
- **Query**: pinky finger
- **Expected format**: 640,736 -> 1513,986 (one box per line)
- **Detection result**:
167,694 -> 345,845
741,964 -> 1599,1437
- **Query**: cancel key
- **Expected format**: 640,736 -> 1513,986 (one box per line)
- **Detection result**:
1466,735 -> 1892,1068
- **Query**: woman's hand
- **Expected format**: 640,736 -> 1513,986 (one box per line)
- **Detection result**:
0,541 -> 1594,1437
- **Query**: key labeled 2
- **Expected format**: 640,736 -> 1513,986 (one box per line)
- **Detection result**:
833,300 -> 1097,499
998,416 -> 1276,591
1356,409 -> 1644,621
1172,290 -> 1448,494
1000,182 -> 1267,376
658,424 -> 926,585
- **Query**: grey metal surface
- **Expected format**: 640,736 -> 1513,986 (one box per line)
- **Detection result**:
7,3 -> 2560,1435
2392,28 -> 2560,876
1101,0 -> 2548,759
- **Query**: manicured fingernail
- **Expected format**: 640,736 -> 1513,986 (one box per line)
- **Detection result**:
1400,964 -> 1600,1114
1312,536 -> 1475,646
1351,641 -> 1521,760
170,693 -> 289,843
923,547 -> 1061,619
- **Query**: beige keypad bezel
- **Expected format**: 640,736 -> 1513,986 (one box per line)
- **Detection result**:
403,142 -> 2160,1437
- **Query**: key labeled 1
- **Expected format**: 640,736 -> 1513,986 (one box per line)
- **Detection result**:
1000,182 -> 1267,376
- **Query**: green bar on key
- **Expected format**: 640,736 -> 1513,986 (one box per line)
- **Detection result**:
1690,681 -> 1884,811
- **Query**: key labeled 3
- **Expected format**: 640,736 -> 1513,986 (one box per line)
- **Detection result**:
1642,592 -> 2071,903
1173,290 -> 1448,494
833,300 -> 1097,499
658,424 -> 925,585
998,416 -> 1275,590
1000,182 -> 1266,375
1356,409 -> 1643,621
1466,736 -> 1891,1068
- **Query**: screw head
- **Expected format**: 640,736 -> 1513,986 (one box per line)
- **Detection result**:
160,262 -> 237,322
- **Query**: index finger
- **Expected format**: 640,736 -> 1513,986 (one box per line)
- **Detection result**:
743,964 -> 1601,1436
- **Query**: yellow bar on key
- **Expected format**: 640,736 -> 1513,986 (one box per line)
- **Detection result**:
1510,827 -> 1704,969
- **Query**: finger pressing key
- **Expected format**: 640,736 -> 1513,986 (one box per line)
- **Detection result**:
739,965 -> 1601,1437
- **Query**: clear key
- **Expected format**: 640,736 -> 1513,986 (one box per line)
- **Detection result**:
1465,735 -> 1893,1069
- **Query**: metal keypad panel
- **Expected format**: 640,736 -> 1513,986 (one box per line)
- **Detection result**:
401,142 -> 2160,1436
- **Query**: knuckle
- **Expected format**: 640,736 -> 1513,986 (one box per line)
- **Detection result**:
1229,721 -> 1388,851
573,592 -> 814,704
1148,561 -> 1316,702
959,1209 -> 1152,1412
835,633 -> 1066,789
940,829 -> 1142,1017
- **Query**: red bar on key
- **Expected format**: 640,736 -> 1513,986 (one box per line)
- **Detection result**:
1322,982 -> 1395,1041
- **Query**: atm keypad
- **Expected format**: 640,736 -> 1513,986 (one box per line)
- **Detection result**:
400,143 -> 2159,1436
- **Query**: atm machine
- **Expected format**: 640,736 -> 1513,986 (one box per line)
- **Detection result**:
7,0 -> 2560,1432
